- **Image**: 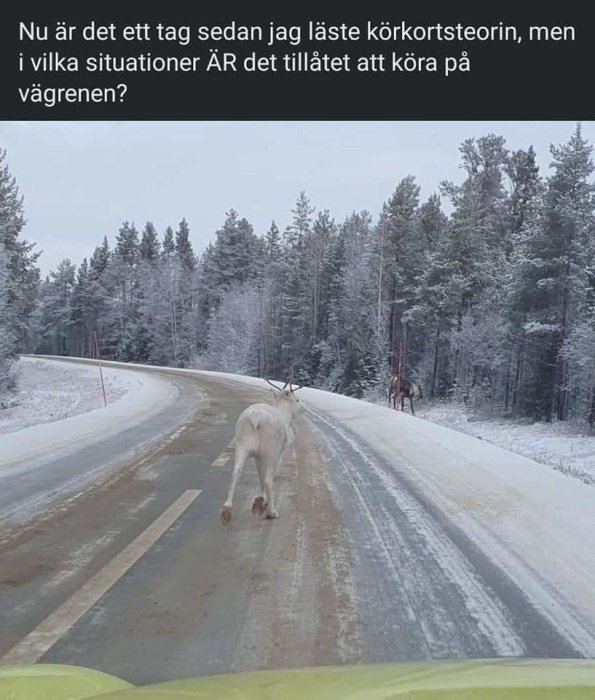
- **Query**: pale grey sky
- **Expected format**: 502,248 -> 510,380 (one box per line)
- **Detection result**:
1,121 -> 593,274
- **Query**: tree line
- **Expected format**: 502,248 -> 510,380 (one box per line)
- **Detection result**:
2,126 -> 595,424
0,148 -> 40,398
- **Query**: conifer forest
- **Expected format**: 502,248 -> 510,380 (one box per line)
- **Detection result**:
2,125 -> 595,425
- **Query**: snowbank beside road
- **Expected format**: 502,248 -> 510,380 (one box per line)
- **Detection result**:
418,403 -> 595,485
0,358 -> 177,476
1,357 -> 138,435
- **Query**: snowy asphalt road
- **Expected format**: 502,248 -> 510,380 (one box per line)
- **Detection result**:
0,371 -> 198,525
0,362 -> 589,683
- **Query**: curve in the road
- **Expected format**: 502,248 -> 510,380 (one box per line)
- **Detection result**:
0,371 -> 200,526
1,362 -> 593,686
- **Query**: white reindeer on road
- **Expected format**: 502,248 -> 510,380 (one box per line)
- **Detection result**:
219,379 -> 303,525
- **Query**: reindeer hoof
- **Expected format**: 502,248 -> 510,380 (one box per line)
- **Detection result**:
251,496 -> 267,516
219,505 -> 233,525
265,510 -> 279,520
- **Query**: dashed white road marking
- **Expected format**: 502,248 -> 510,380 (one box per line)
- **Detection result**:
213,412 -> 228,425
0,489 -> 201,666
212,451 -> 231,467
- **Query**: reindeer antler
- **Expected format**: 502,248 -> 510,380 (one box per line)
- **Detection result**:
265,378 -> 286,392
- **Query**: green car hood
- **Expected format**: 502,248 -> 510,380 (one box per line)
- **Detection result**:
0,663 -> 132,698
2,659 -> 595,699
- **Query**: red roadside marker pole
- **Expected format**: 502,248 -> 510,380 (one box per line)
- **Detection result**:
393,342 -> 403,411
92,331 -> 108,407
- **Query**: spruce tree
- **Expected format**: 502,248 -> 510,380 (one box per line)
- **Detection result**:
140,221 -> 160,263
175,218 -> 195,271
162,226 -> 175,258
265,221 -> 281,258
70,258 -> 91,356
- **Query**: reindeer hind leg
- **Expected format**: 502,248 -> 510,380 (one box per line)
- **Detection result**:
264,467 -> 279,520
220,444 -> 249,525
252,455 -> 267,517
251,496 -> 266,516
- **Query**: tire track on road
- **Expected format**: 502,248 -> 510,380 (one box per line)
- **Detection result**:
308,407 -> 585,660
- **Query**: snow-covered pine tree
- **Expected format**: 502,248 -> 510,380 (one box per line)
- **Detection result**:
0,149 -> 40,360
329,211 -> 377,397
378,175 -> 420,381
162,226 -> 175,258
35,260 -> 76,356
511,126 -> 595,420
102,222 -> 141,360
279,193 -> 316,383
0,240 -> 16,394
70,258 -> 92,356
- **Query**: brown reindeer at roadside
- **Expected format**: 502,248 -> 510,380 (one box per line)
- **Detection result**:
388,376 -> 422,414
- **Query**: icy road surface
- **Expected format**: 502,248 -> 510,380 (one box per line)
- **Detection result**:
0,359 -> 594,684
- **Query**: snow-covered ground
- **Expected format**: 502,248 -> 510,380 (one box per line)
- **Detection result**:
417,402 -> 595,485
0,358 -> 178,475
0,357 -> 139,435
